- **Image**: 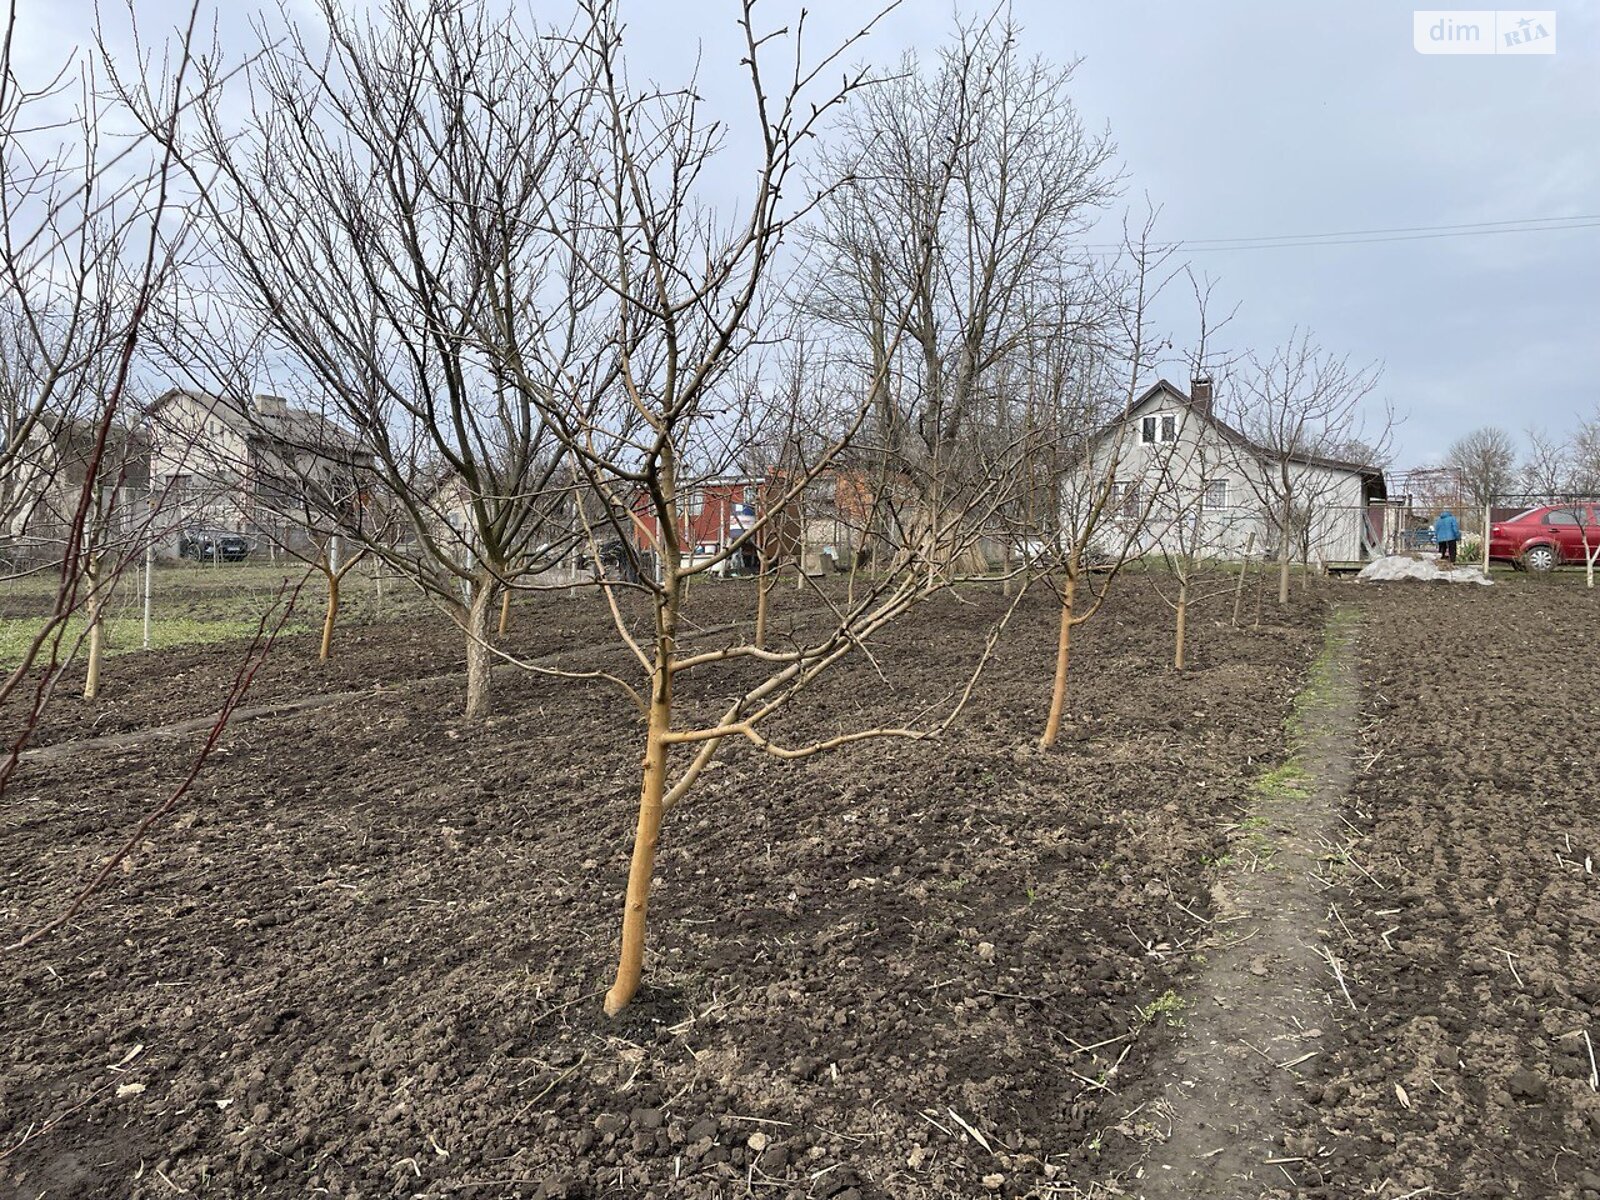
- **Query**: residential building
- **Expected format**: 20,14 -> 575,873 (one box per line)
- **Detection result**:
1,416 -> 149,569
1078,378 -> 1388,566
146,390 -> 372,555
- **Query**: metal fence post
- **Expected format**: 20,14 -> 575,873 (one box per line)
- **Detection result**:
143,539 -> 154,650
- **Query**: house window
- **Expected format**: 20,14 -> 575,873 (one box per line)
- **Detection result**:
1110,480 -> 1139,520
1203,478 -> 1229,509
688,490 -> 706,518
1139,413 -> 1177,445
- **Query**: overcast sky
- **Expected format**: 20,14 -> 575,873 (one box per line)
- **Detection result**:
19,1 -> 1599,469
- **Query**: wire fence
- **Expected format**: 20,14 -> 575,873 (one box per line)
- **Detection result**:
1363,491 -> 1600,572
0,553 -> 441,668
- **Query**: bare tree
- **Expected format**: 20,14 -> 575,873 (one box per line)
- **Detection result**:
1145,432 -> 1252,670
144,0 -> 604,718
1571,406 -> 1600,495
1037,222 -> 1200,745
1541,493 -> 1600,588
1222,331 -> 1386,606
1521,425 -> 1573,498
0,1 -> 207,773
1445,425 -> 1518,513
804,13 -> 1118,580
482,1 -> 1043,1016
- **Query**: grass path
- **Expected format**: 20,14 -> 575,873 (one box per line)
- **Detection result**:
1131,606 -> 1361,1198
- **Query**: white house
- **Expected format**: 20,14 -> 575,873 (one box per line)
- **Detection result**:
1074,378 -> 1387,566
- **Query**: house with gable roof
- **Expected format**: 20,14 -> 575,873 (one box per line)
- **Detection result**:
1074,377 -> 1388,567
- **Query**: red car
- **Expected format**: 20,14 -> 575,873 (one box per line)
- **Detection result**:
1489,504 -> 1600,571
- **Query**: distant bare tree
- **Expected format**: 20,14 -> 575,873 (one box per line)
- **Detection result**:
1570,406 -> 1600,495
1520,426 -> 1573,498
1445,425 -> 1518,513
805,12 -> 1118,577
0,1 -> 208,764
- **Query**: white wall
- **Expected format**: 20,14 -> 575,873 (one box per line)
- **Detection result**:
1065,388 -> 1379,564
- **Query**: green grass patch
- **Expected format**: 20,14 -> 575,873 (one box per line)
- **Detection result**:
1137,989 -> 1190,1028
1213,603 -> 1357,872
0,614 -> 312,667
0,560 -> 444,667
1251,760 -> 1311,802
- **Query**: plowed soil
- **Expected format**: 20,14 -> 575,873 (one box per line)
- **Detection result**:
1281,583 -> 1600,1199
1,582 -> 1323,1199
1,586 -> 756,750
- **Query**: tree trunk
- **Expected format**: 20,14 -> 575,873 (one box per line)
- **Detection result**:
82,557 -> 105,701
605,594 -> 678,1015
1231,532 -> 1256,627
847,519 -> 868,606
754,554 -> 771,650
1174,579 -> 1188,671
1254,558 -> 1267,629
1278,498 -> 1292,607
1039,573 -> 1077,749
318,569 -> 340,661
463,580 -> 495,719
498,586 -> 512,638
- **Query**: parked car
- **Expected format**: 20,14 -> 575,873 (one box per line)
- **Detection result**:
1488,504 -> 1600,571
178,528 -> 253,562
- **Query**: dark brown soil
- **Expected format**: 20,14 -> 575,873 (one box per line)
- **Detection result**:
0,582 -> 1323,1199
2,585 -> 767,750
1274,583 -> 1600,1199
1124,605 -> 1361,1200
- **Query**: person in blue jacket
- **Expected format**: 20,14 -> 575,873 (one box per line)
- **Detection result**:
1435,509 -> 1461,563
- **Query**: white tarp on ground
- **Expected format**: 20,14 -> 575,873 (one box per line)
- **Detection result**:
1357,555 -> 1493,586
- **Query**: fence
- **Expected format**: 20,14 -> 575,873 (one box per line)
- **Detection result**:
0,551 -> 444,667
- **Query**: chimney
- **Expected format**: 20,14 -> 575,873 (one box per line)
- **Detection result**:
1190,375 -> 1214,413
253,394 -> 289,418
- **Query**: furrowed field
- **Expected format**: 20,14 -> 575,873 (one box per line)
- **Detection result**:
4,569 -> 1597,1199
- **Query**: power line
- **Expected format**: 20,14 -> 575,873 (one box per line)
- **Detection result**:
1082,214 -> 1600,255
1165,214 -> 1598,246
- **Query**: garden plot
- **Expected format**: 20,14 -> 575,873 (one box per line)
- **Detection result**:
1,585 -> 1323,1199
1289,584 -> 1600,1199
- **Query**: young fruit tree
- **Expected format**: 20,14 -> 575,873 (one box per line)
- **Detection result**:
1552,498 -> 1600,589
490,2 -> 1033,1016
1144,273 -> 1247,666
1220,330 -> 1388,606
143,0 -> 605,717
1145,434 -> 1252,671
1036,216 -> 1188,748
0,1 -> 205,766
